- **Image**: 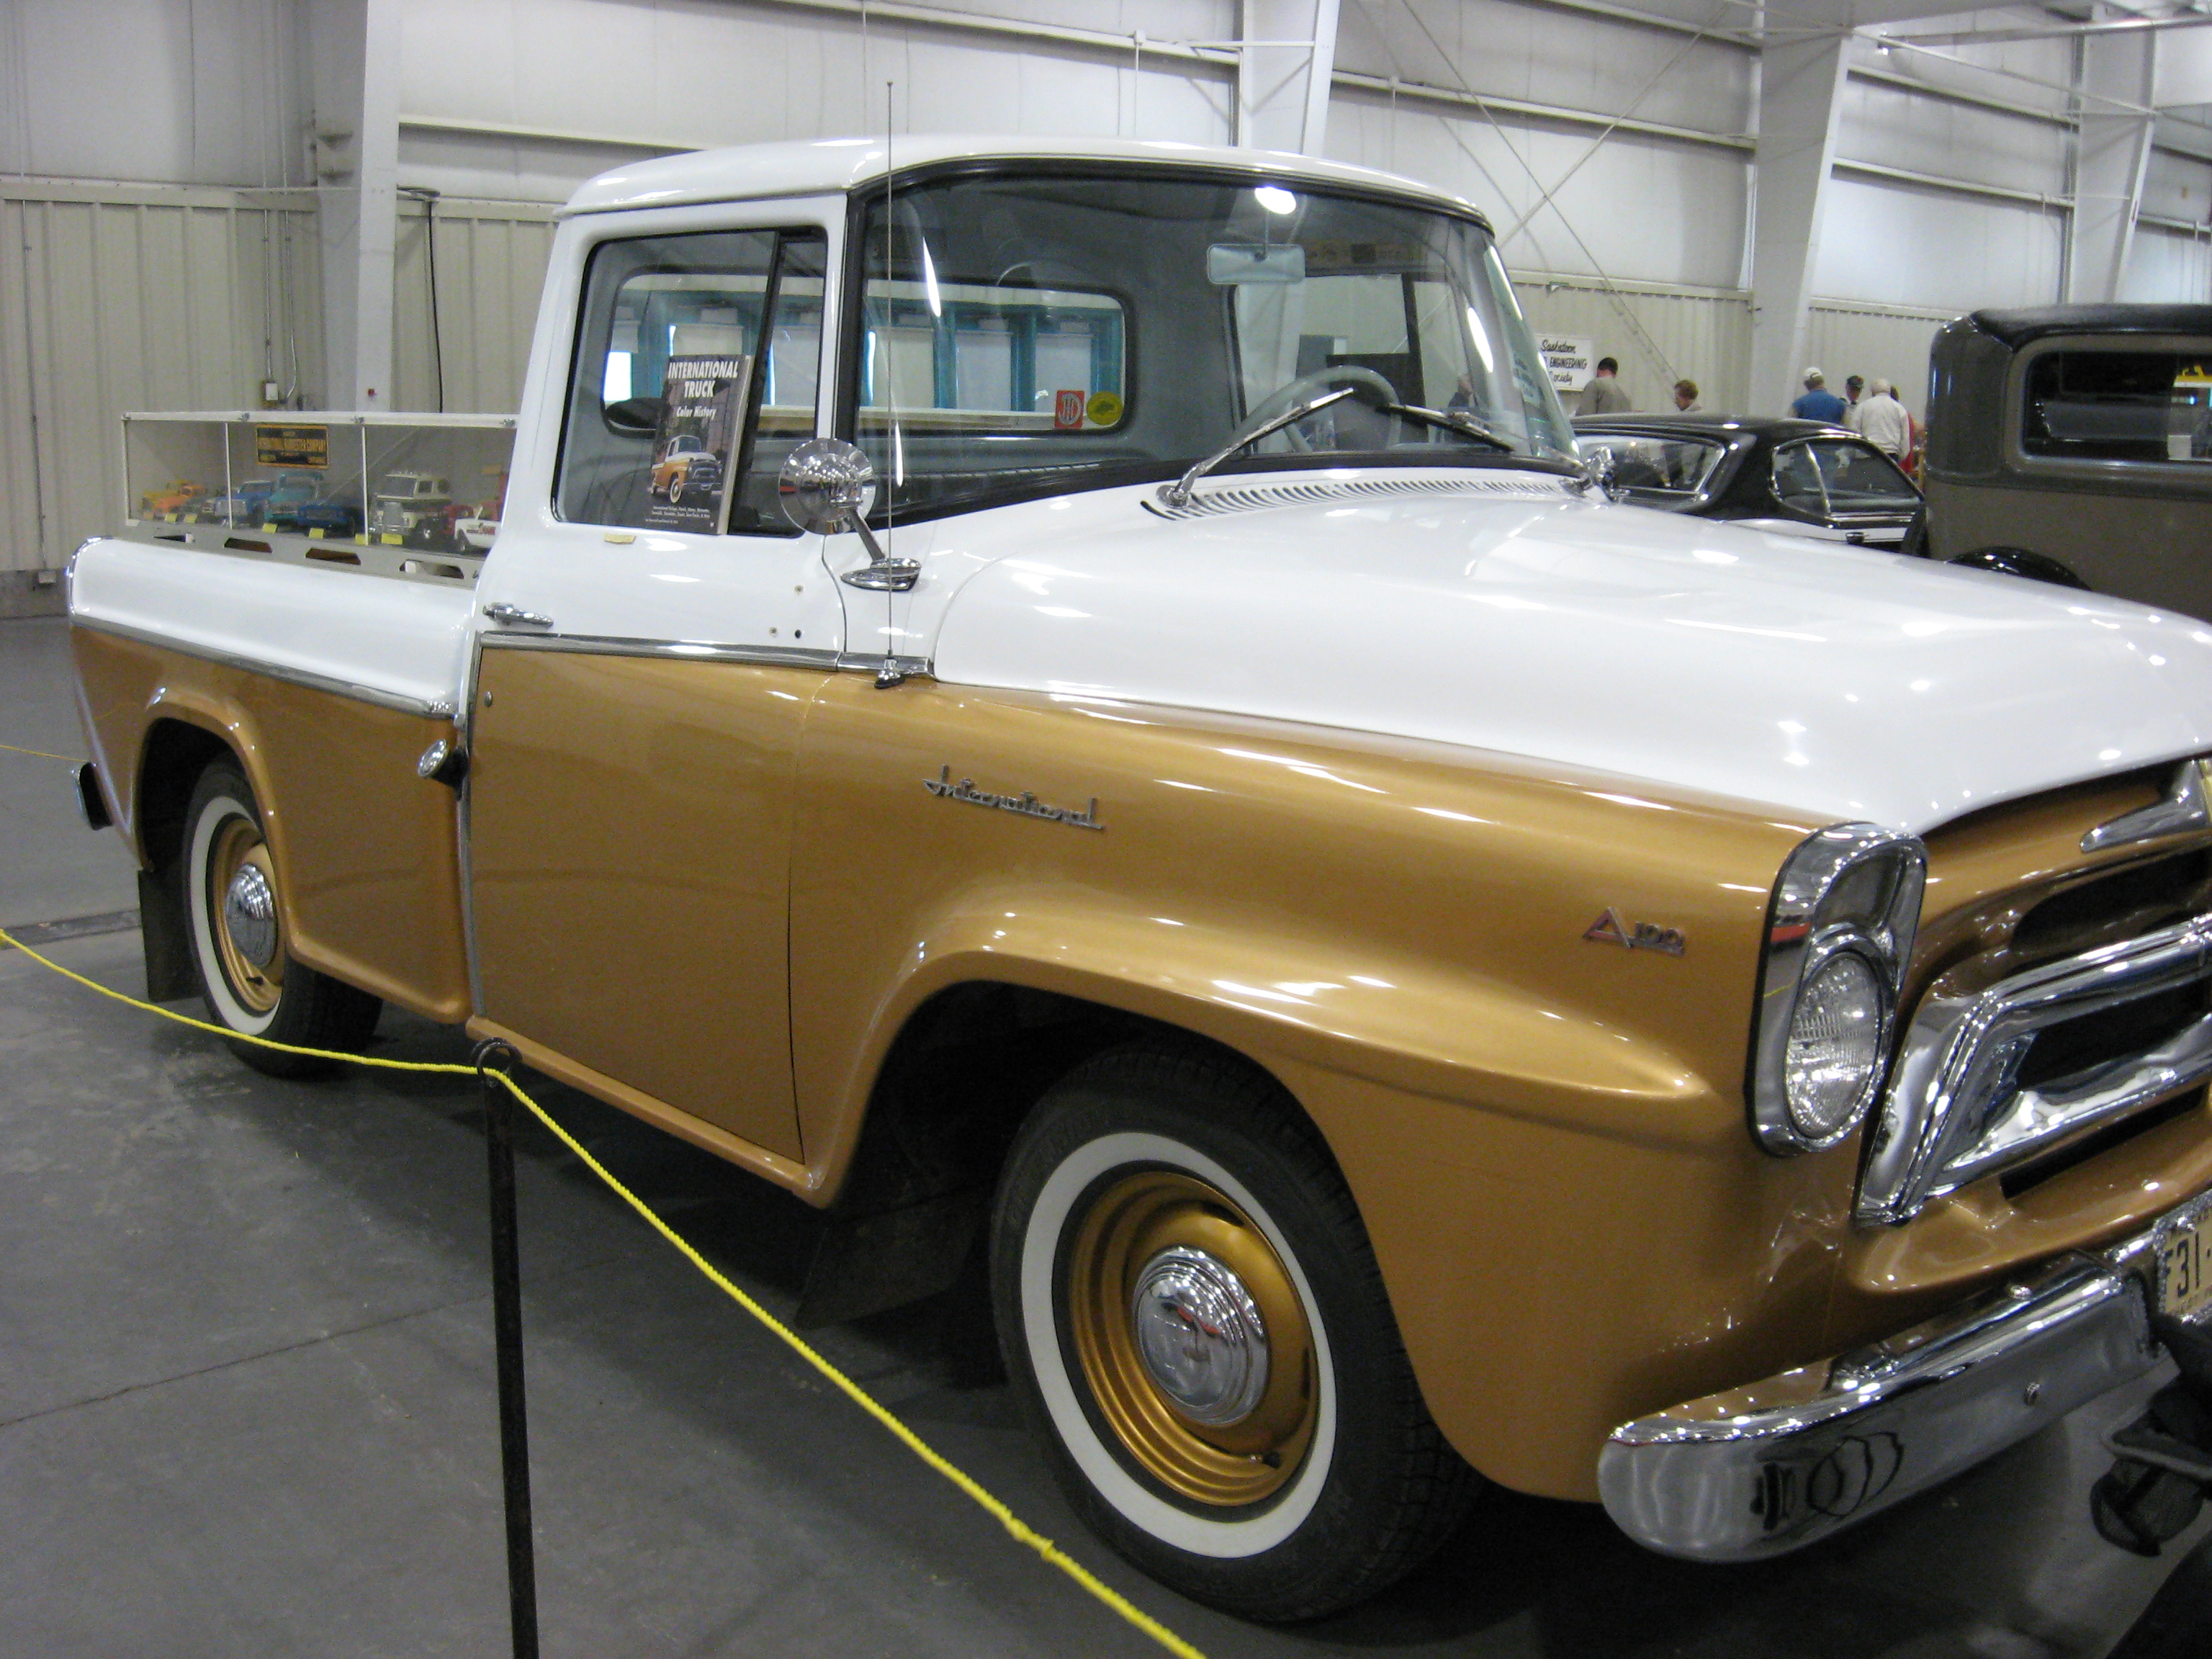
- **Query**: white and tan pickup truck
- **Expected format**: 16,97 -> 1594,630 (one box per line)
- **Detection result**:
66,136 -> 2212,1619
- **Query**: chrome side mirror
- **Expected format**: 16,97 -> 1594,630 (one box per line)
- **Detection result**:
1575,442 -> 1627,500
778,437 -> 877,533
1570,444 -> 1620,500
778,437 -> 919,593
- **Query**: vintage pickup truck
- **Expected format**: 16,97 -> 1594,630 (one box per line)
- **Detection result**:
66,137 -> 2212,1619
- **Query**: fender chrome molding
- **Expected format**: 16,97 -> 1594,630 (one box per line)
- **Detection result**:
474,628 -> 930,680
1598,1186 -> 2211,1562
71,616 -> 458,720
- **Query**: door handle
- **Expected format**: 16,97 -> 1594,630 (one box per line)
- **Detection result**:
483,602 -> 554,629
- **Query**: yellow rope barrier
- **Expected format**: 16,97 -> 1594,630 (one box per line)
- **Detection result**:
0,741 -> 78,763
0,923 -> 1206,1659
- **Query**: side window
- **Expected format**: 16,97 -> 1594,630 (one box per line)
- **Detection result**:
557,228 -> 824,535
1773,443 -> 1825,511
2023,349 -> 2212,464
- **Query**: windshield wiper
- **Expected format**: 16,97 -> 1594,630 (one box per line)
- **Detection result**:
1157,385 -> 1359,508
1379,402 -> 1516,451
1156,386 -> 1525,510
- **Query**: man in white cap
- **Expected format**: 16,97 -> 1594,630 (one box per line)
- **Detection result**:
1790,367 -> 1848,424
1856,378 -> 1911,458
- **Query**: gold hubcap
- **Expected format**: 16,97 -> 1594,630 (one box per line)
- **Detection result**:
1066,1169 -> 1317,1506
209,815 -> 284,1015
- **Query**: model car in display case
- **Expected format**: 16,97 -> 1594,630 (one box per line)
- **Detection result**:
370,471 -> 454,541
119,411 -> 513,560
68,138 -> 2212,1621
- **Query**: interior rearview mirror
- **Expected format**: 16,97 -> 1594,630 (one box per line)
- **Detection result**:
1208,244 -> 1306,287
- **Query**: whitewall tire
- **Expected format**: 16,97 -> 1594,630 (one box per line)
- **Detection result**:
181,760 -> 381,1076
991,1042 -> 1478,1620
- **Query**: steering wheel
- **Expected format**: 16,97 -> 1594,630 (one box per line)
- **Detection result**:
1236,365 -> 1402,453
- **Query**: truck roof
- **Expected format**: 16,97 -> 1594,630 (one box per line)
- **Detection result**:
561,134 -> 1487,225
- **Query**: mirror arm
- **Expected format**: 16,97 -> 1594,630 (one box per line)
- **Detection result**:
837,510 -> 920,591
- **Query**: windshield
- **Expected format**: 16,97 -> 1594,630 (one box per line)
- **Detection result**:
848,169 -> 1576,520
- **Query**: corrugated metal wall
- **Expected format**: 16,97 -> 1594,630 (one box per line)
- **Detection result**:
1511,274 -> 1753,415
0,184 -> 321,571
1804,302 -> 1956,418
391,199 -> 557,414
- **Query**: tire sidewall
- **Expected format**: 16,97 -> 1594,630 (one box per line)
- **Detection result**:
184,765 -> 280,1036
993,1064 -> 1427,1610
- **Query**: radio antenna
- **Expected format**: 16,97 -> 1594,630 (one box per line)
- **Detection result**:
879,78 -> 904,687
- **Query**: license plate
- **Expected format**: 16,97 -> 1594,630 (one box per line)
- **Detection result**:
2159,1210 -> 2212,1323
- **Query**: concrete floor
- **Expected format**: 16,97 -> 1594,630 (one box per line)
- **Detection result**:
2,611 -> 2206,1658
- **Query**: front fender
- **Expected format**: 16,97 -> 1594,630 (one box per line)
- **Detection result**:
786,678 -> 1847,1497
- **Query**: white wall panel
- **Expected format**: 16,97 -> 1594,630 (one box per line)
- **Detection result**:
1336,0 -> 1753,140
1816,175 -> 2063,314
0,188 -> 320,570
393,0 -> 1234,204
1511,275 -> 1752,415
2144,148 -> 2212,229
1835,74 -> 2067,197
391,201 -> 555,413
0,0 -> 307,187
1326,93 -> 1750,290
2123,225 -> 2212,305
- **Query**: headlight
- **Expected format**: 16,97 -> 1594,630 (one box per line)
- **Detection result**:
1749,824 -> 1925,1155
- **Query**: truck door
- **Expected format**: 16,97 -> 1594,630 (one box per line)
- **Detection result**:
466,218 -> 840,1162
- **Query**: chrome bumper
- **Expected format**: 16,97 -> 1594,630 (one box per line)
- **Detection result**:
1598,1187 -> 2211,1561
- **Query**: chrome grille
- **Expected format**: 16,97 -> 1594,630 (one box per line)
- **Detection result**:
1858,910 -> 2212,1223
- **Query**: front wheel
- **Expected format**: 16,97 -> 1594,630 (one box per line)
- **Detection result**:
991,1043 -> 1477,1621
181,760 -> 381,1076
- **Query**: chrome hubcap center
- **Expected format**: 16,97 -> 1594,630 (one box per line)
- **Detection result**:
222,862 -> 278,970
1128,1245 -> 1269,1425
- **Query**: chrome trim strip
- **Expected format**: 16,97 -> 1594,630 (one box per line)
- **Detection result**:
2083,757 -> 2212,853
1599,1185 -> 2212,1562
1858,911 -> 2212,1225
457,626 -> 486,1021
71,616 -> 458,720
475,629 -> 845,672
474,629 -> 932,680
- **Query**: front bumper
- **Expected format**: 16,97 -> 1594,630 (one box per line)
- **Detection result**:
1599,1186 -> 2211,1561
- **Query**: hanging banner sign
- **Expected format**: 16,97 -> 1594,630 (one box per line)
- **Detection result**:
1539,337 -> 1597,395
255,425 -> 330,469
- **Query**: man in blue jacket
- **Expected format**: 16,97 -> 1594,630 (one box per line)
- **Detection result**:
1790,367 -> 1848,423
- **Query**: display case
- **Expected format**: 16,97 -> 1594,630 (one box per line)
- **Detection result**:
119,412 -> 515,585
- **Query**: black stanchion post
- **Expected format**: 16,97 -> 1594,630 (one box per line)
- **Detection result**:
473,1038 -> 540,1659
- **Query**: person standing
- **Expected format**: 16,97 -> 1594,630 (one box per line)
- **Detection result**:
1790,367 -> 1848,423
1843,374 -> 1866,431
1856,378 -> 1910,458
1575,356 -> 1632,415
1672,378 -> 1701,412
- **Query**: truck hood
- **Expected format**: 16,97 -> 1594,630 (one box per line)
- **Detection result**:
928,486 -> 2212,832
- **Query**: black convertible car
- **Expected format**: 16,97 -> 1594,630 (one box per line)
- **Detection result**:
1573,413 -> 1922,550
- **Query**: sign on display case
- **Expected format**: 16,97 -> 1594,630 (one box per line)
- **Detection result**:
120,411 -> 515,585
